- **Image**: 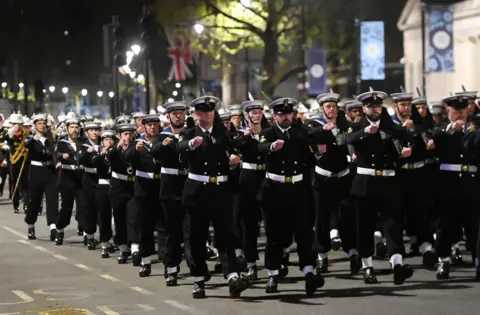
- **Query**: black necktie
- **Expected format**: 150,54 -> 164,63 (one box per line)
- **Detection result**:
284,130 -> 290,140
204,131 -> 211,142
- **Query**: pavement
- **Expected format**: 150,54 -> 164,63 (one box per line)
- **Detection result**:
0,195 -> 479,315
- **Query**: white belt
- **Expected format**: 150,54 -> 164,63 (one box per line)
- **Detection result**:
425,158 -> 437,165
31,160 -> 53,167
315,166 -> 350,178
188,173 -> 228,183
266,172 -> 303,183
401,161 -> 425,170
439,164 -> 477,173
84,167 -> 97,174
62,164 -> 83,171
161,167 -> 187,176
357,167 -> 395,177
135,170 -> 160,179
99,179 -> 110,185
111,171 -> 134,182
242,162 -> 266,171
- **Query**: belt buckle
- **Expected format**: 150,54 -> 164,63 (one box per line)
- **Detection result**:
42,162 -> 46,166
462,165 -> 469,172
154,174 -> 160,179
209,176 -> 217,183
127,175 -> 134,182
284,176 -> 292,183
407,163 -> 414,170
256,164 -> 265,171
375,170 -> 383,176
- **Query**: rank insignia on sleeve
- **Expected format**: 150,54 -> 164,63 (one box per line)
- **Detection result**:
348,127 -> 353,134
178,136 -> 184,142
260,136 -> 266,143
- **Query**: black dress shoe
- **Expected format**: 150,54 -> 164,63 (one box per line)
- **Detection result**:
213,261 -> 223,273
316,259 -> 328,274
393,264 -> 414,285
331,237 -> 342,251
55,232 -> 64,245
350,255 -> 361,275
166,273 -> 178,286
139,264 -> 152,277
375,242 -> 387,258
305,272 -> 325,297
108,244 -> 117,253
132,252 -> 141,266
50,229 -> 57,242
278,265 -> 289,279
363,267 -> 378,284
101,249 -> 110,259
117,252 -> 129,264
236,256 -> 247,272
23,205 -> 28,214
423,251 -> 436,269
27,227 -> 36,240
436,261 -> 450,280
192,281 -> 206,299
87,239 -> 96,250
246,266 -> 258,280
229,275 -> 249,298
14,207 -> 19,214
451,248 -> 463,266
265,276 -> 279,293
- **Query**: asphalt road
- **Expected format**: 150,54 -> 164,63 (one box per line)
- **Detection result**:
0,195 -> 479,315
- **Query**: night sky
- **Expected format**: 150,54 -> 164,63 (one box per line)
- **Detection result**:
0,0 -> 146,87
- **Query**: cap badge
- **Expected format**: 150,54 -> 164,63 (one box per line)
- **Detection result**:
205,97 -> 210,103
283,99 -> 289,106
372,93 -> 377,100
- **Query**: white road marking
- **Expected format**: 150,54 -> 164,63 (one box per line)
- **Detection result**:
0,290 -> 34,305
34,245 -> 52,254
53,254 -> 70,261
75,263 -> 92,271
17,240 -> 30,245
164,300 -> 210,315
96,306 -> 120,315
129,286 -> 153,295
137,304 -> 155,311
100,274 -> 120,282
2,226 -> 25,238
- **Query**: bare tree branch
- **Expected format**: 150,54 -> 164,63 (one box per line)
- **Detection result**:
205,0 -> 265,38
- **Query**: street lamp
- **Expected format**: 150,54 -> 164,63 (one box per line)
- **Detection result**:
167,98 -> 174,103
137,74 -> 145,81
172,91 -> 178,96
1,82 -> 6,88
175,82 -> 181,88
42,89 -> 46,93
49,86 -> 55,93
108,92 -> 114,98
97,91 -> 103,98
129,72 -> 136,79
62,87 -> 68,94
131,45 -> 141,55
194,24 -> 204,34
19,83 -> 24,88
81,89 -> 88,96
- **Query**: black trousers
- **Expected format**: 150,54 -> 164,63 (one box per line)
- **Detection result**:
436,194 -> 479,259
135,195 -> 161,258
110,185 -> 134,246
236,187 -> 262,263
56,177 -> 86,230
10,161 -> 28,209
0,166 -> 8,194
262,183 -> 315,272
187,203 -> 238,278
96,184 -> 112,243
25,168 -> 58,226
162,199 -> 193,269
83,185 -> 98,235
355,194 -> 404,258
313,174 -> 355,254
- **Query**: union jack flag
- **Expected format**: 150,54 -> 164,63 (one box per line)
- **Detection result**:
167,28 -> 197,81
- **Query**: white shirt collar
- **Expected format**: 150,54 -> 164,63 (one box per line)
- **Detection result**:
367,119 -> 380,128
276,123 -> 291,133
199,125 -> 213,133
